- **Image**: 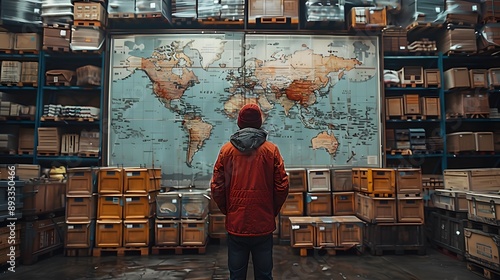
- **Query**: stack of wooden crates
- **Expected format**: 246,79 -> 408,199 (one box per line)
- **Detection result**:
353,167 -> 426,255
65,167 -> 98,256
282,168 -> 365,256
92,167 -> 160,256
429,168 -> 500,271
153,189 -> 210,254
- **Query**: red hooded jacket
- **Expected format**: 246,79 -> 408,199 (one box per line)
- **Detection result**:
210,128 -> 289,236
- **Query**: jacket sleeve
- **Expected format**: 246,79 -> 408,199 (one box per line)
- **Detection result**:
273,147 -> 289,217
210,150 -> 227,215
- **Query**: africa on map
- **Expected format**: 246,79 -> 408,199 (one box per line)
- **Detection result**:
108,33 -> 381,185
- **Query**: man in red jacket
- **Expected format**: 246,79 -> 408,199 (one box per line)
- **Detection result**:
211,103 -> 289,280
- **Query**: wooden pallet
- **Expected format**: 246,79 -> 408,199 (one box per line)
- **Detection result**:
136,13 -> 164,19
0,82 -> 21,87
198,18 -> 244,25
16,50 -> 39,55
151,243 -> 207,255
40,116 -> 61,121
37,152 -> 59,156
402,114 -> 425,120
43,23 -> 71,29
45,81 -> 72,86
42,46 -> 71,52
365,244 -> 426,256
18,149 -> 33,155
78,152 -> 99,157
399,83 -> 424,88
0,49 -> 13,54
17,82 -> 38,87
65,247 -> 92,257
390,149 -> 413,156
108,13 -> 135,19
467,261 -> 500,280
93,247 -> 149,257
431,242 -> 465,261
73,20 -> 104,27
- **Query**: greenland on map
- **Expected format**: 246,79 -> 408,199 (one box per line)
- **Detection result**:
108,33 -> 381,186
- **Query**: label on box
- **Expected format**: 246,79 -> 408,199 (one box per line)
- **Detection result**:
150,2 -> 156,8
34,8 -> 40,14
126,224 -> 132,228
172,199 -> 177,203
53,76 -> 59,83
291,225 -> 300,230
319,226 -> 325,231
472,5 -> 477,11
435,7 -> 441,13
157,224 -> 163,228
127,172 -> 133,176
113,197 -> 119,203
311,196 -> 317,200
60,30 -> 66,37
68,225 -> 74,229
126,198 -> 132,202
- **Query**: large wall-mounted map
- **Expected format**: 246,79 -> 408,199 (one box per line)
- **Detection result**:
108,33 -> 381,185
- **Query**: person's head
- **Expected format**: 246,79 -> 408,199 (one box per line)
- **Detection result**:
237,103 -> 262,129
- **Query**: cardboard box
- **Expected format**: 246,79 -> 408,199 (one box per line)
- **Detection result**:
76,65 -> 101,86
0,32 -> 14,50
74,2 -> 106,22
14,33 -> 40,51
348,7 -> 386,29
446,132 -> 476,153
43,27 -> 71,49
444,168 -> 500,192
155,219 -> 180,246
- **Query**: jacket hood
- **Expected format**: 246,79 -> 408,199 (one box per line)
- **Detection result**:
230,128 -> 268,152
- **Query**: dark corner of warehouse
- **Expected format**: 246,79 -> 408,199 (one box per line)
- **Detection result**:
0,0 -> 499,279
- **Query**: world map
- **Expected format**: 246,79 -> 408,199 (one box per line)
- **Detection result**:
108,33 -> 381,186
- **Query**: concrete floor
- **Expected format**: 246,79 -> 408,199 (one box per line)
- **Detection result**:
0,241 -> 486,280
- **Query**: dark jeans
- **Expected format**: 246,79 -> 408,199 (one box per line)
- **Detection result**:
227,233 -> 274,280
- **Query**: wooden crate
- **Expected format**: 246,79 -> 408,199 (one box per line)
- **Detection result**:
336,216 -> 364,248
95,219 -> 122,247
181,191 -> 209,219
421,97 -> 440,118
424,69 -> 441,88
23,182 -> 65,215
305,192 -> 332,216
123,218 -> 153,247
24,216 -> 65,255
395,168 -> 422,194
74,2 -> 107,22
330,169 -> 353,192
123,193 -> 156,219
307,168 -> 330,192
356,193 -> 396,223
447,91 -> 490,117
61,134 -> 79,154
315,217 -> 337,248
285,168 -> 307,192
465,228 -> 500,268
97,195 -> 122,219
279,215 -> 292,240
444,68 -> 471,90
66,194 -> 97,222
399,66 -> 424,86
332,191 -> 355,216
397,197 -> 424,224
430,210 -> 467,257
446,132 -> 476,153
488,68 -> 500,89
209,214 -> 226,237
467,192 -> 500,226
432,189 -> 469,212
289,216 -> 316,248
18,127 -> 35,153
360,168 -> 396,195
67,167 -> 98,195
348,7 -> 386,30
156,192 -> 182,219
351,168 -> 361,191
79,130 -> 99,154
364,223 -> 426,255
124,167 -> 157,193
65,220 -> 95,248
382,27 -> 408,53
474,132 -> 495,152
403,94 -> 421,115
155,219 -> 180,246
470,69 -> 488,88
98,167 -> 123,194
181,217 -> 208,246
37,127 -> 60,154
385,97 -> 403,119
280,192 -> 304,216
443,168 -> 500,191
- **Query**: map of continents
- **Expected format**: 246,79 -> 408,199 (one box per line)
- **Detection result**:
109,34 -> 380,184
